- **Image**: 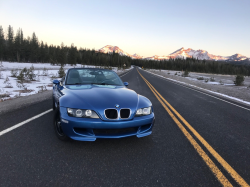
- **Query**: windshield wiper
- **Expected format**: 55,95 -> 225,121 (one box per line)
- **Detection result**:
67,83 -> 120,86
91,83 -> 119,86
66,83 -> 86,85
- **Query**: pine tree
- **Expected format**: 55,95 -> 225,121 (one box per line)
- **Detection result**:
30,32 -> 39,62
234,75 -> 244,86
44,43 -> 49,63
14,28 -> 22,62
4,76 -> 13,88
68,43 -> 76,65
0,26 -> 5,61
58,65 -> 65,78
58,42 -> 67,65
7,25 -> 14,61
40,41 -> 45,62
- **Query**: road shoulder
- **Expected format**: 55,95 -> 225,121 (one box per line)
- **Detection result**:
142,69 -> 250,107
0,90 -> 52,115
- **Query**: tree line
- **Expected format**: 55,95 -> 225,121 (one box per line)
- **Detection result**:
0,25 -> 132,68
133,57 -> 250,76
0,25 -> 249,76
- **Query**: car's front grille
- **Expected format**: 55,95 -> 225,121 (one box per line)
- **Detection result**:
93,127 -> 138,135
120,109 -> 130,119
105,109 -> 118,119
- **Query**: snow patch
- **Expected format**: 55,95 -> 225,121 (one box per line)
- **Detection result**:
0,62 -> 132,101
144,69 -> 250,106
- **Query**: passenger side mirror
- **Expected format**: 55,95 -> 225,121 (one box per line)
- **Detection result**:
53,80 -> 60,85
124,82 -> 129,87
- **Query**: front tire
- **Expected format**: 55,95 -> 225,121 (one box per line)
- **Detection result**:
54,108 -> 69,141
52,97 -> 56,111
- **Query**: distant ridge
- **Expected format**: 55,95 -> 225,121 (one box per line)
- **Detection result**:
98,45 -> 250,61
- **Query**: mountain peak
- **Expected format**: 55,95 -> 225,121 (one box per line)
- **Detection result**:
227,53 -> 248,61
98,45 -> 131,57
169,47 -> 185,55
97,45 -> 249,61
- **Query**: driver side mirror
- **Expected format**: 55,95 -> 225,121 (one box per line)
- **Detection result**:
124,82 -> 129,87
53,80 -> 60,85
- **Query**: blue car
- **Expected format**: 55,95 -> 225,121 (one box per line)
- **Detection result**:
52,68 -> 155,141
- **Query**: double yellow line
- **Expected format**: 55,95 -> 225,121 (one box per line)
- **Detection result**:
137,69 -> 249,187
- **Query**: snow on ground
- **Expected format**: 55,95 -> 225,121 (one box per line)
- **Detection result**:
0,69 -> 60,98
146,69 -> 250,105
151,69 -> 250,86
0,62 -> 132,101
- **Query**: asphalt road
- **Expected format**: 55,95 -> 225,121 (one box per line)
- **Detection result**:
0,67 -> 250,186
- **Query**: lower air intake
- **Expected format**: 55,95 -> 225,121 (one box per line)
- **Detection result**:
93,127 -> 138,135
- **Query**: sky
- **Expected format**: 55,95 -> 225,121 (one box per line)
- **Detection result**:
0,0 -> 249,57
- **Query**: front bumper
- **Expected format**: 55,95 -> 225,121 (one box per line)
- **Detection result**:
60,107 -> 155,141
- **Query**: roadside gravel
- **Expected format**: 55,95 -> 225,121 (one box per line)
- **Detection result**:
0,90 -> 52,115
147,69 -> 250,104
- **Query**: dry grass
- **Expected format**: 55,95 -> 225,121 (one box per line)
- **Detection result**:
0,93 -> 10,98
47,84 -> 53,87
13,89 -> 34,93
37,85 -> 47,93
4,85 -> 13,88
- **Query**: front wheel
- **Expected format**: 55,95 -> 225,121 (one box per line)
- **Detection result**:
52,97 -> 56,111
54,108 -> 69,141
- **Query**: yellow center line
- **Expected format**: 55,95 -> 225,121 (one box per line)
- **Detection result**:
137,70 -> 231,186
137,69 -> 249,187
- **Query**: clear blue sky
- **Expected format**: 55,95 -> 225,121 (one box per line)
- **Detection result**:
0,0 -> 249,57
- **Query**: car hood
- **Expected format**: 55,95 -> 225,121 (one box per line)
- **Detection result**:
60,85 -> 139,119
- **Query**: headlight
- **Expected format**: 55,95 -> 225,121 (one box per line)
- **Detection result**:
135,106 -> 152,116
67,108 -> 99,118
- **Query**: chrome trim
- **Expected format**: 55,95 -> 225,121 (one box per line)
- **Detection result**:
104,108 -> 132,120
119,108 -> 132,119
104,108 -> 119,120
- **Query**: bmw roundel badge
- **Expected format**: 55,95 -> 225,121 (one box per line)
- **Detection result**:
115,104 -> 120,108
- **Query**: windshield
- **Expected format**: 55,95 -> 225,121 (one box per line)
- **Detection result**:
65,69 -> 124,86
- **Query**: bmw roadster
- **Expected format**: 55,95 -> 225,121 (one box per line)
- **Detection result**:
52,68 -> 155,141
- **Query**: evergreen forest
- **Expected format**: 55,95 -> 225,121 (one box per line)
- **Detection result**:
0,25 -> 249,76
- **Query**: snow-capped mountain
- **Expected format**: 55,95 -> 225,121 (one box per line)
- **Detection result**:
98,45 -> 144,59
226,54 -> 249,61
169,48 -> 250,61
144,55 -> 170,60
131,53 -> 144,59
98,45 -> 249,61
168,47 -> 227,61
98,45 -> 132,57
